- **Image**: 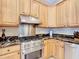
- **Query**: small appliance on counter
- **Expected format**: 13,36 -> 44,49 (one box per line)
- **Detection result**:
49,30 -> 53,38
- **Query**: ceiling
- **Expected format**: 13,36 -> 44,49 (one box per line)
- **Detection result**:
36,0 -> 64,6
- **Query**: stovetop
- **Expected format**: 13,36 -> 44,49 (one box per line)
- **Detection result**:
19,36 -> 42,42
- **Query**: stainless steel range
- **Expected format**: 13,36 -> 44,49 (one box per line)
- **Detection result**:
19,15 -> 42,59
21,39 -> 42,59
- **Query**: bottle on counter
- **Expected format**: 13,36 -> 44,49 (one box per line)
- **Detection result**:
1,29 -> 6,41
49,30 -> 53,38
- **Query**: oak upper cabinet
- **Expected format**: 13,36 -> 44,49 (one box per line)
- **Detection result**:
39,4 -> 48,27
56,40 -> 64,59
0,0 -> 2,25
0,51 -> 20,59
56,1 -> 68,27
67,0 -> 77,27
48,6 -> 57,27
43,39 -> 56,59
75,0 -> 79,26
19,0 -> 31,15
1,0 -> 19,26
30,0 -> 40,17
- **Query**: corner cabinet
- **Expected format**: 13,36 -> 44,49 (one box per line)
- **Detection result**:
1,0 -> 19,26
43,39 -> 65,59
48,6 -> 57,27
43,39 -> 57,59
0,51 -> 20,59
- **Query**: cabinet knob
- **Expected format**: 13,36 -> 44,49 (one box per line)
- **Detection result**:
22,12 -> 25,14
18,52 -> 20,54
7,50 -> 10,51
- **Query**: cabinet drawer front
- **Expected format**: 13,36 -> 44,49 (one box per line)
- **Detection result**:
0,51 -> 20,59
0,45 -> 20,55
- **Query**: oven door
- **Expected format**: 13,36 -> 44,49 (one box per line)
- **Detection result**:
25,50 -> 42,59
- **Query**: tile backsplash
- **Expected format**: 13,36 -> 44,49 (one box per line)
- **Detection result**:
0,27 -> 18,36
52,28 -> 79,35
36,27 -> 79,35
36,27 -> 49,34
0,27 -> 79,36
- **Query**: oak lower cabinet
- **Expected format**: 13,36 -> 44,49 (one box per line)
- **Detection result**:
0,51 -> 20,59
1,0 -> 19,26
43,39 -> 64,59
43,39 -> 56,59
0,45 -> 20,59
19,0 -> 31,15
56,40 -> 65,59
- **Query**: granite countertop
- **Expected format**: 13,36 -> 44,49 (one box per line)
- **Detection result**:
43,36 -> 79,44
19,34 -> 79,44
0,40 -> 20,48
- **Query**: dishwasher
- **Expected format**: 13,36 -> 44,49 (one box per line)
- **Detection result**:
65,42 -> 79,59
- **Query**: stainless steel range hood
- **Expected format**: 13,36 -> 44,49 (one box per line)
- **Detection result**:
20,15 -> 40,24
35,0 -> 64,6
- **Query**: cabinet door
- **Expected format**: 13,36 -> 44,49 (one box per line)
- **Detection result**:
48,39 -> 56,58
56,1 -> 67,27
43,39 -> 56,59
0,0 -> 2,25
43,40 -> 49,59
19,0 -> 31,15
48,6 -> 57,27
67,0 -> 77,26
0,51 -> 20,59
76,0 -> 79,26
2,0 -> 19,26
39,4 -> 48,27
30,0 -> 40,17
56,41 -> 64,59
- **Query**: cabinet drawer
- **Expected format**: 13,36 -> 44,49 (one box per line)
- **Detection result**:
0,45 -> 20,55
